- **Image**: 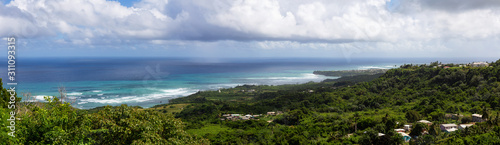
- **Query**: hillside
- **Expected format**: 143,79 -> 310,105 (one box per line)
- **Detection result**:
2,59 -> 500,144
313,69 -> 388,77
166,59 -> 500,144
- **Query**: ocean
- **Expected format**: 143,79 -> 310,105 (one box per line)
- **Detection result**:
0,57 -> 496,109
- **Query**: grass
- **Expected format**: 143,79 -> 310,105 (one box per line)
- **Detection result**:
144,103 -> 191,114
186,124 -> 232,137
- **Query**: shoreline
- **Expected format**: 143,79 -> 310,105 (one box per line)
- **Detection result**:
83,68 -> 384,110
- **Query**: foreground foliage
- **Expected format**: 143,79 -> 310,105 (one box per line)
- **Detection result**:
0,87 -> 208,144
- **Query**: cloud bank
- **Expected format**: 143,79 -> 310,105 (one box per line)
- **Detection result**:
0,0 -> 499,57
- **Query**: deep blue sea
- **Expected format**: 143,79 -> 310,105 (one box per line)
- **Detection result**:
0,57 -> 496,109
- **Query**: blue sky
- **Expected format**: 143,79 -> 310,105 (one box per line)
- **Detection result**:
1,0 -> 500,58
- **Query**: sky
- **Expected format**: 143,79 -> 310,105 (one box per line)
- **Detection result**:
0,0 -> 500,59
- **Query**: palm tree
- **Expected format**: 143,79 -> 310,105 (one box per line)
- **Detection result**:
482,106 -> 489,121
354,112 -> 360,132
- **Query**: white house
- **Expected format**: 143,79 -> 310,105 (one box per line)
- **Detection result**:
394,129 -> 405,133
471,62 -> 489,67
398,132 -> 411,142
404,125 -> 412,131
417,120 -> 432,125
472,114 -> 485,122
459,124 -> 474,130
440,124 -> 458,133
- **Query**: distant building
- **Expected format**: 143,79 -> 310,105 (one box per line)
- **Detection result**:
240,116 -> 250,120
276,111 -> 283,115
471,62 -> 489,67
267,112 -> 276,116
443,66 -> 451,69
398,132 -> 411,142
394,129 -> 405,133
445,114 -> 463,120
417,120 -> 432,126
440,124 -> 458,133
472,114 -> 485,122
459,124 -> 474,130
404,125 -> 412,131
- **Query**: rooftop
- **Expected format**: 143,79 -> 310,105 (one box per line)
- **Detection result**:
460,124 -> 474,128
445,128 -> 458,132
441,124 -> 457,127
417,120 -> 432,123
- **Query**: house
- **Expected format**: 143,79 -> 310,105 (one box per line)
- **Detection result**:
276,111 -> 284,115
267,112 -> 276,116
404,125 -> 412,131
417,120 -> 432,126
226,116 -> 238,121
398,132 -> 411,142
459,124 -> 474,130
394,129 -> 405,133
445,114 -> 464,119
240,116 -> 250,120
443,66 -> 451,69
471,62 -> 489,67
440,124 -> 458,133
472,114 -> 485,122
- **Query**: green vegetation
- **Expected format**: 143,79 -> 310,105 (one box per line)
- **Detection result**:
2,59 -> 500,144
313,69 -> 388,77
146,103 -> 191,114
165,59 -> 500,144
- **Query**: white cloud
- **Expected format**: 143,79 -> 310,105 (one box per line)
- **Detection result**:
0,0 -> 499,57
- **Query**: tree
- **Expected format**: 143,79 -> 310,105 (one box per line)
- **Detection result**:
482,107 -> 490,121
428,123 -> 440,136
359,128 -> 380,145
0,78 -> 21,109
89,105 -> 209,145
406,110 -> 421,123
354,112 -> 360,132
410,123 -> 426,137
